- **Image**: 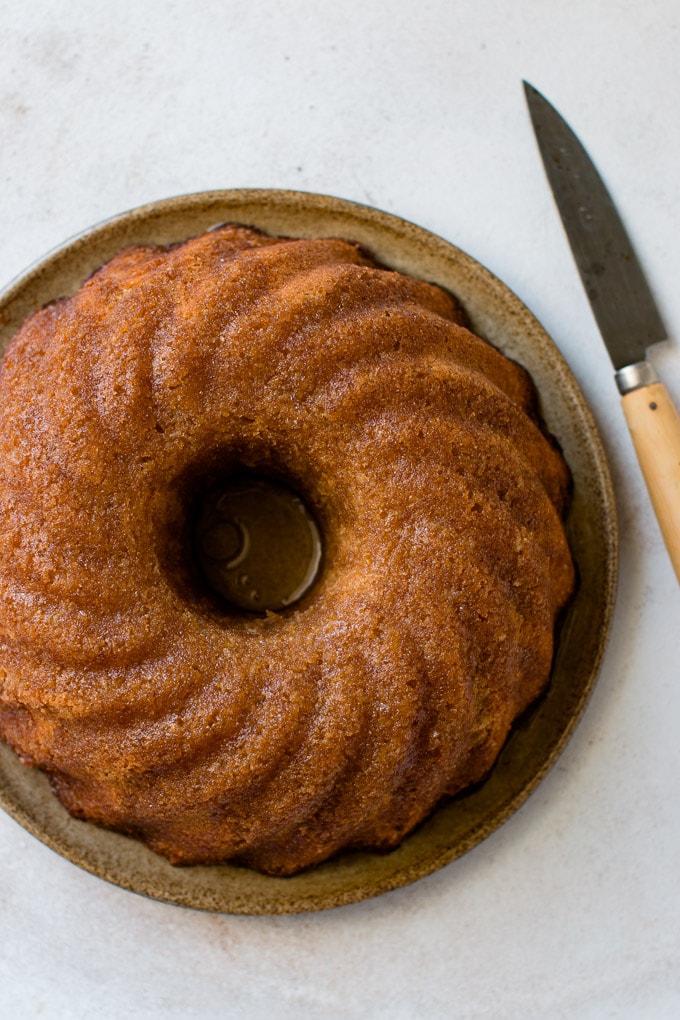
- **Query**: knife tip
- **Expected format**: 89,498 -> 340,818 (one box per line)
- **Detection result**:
522,81 -> 552,122
522,80 -> 540,101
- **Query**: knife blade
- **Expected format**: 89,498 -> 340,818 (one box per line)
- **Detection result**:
524,81 -> 680,583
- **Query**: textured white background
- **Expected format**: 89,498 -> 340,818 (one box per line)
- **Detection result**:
1,1 -> 679,1017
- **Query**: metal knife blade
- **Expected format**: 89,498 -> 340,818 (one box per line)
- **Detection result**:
523,81 -> 666,372
524,81 -> 680,584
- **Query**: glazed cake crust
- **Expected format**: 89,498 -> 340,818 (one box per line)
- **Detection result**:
0,226 -> 575,875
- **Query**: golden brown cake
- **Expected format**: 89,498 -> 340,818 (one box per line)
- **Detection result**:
0,225 -> 575,875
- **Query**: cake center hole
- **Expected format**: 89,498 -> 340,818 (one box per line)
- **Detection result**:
193,475 -> 322,613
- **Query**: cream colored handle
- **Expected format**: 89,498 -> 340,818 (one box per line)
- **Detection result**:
621,381 -> 680,583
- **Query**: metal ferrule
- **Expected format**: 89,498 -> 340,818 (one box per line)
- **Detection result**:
615,360 -> 659,395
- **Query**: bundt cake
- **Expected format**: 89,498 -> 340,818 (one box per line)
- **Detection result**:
0,225 -> 575,875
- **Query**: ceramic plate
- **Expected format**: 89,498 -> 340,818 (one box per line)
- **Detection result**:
0,189 -> 617,913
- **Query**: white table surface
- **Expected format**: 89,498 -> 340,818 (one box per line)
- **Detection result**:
1,2 -> 679,1017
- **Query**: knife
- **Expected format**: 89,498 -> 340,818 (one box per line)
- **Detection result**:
524,81 -> 680,583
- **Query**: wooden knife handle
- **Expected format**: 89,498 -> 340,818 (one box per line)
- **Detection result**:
621,381 -> 680,583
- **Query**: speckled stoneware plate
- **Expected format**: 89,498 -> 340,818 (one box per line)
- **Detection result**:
0,189 -> 617,914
